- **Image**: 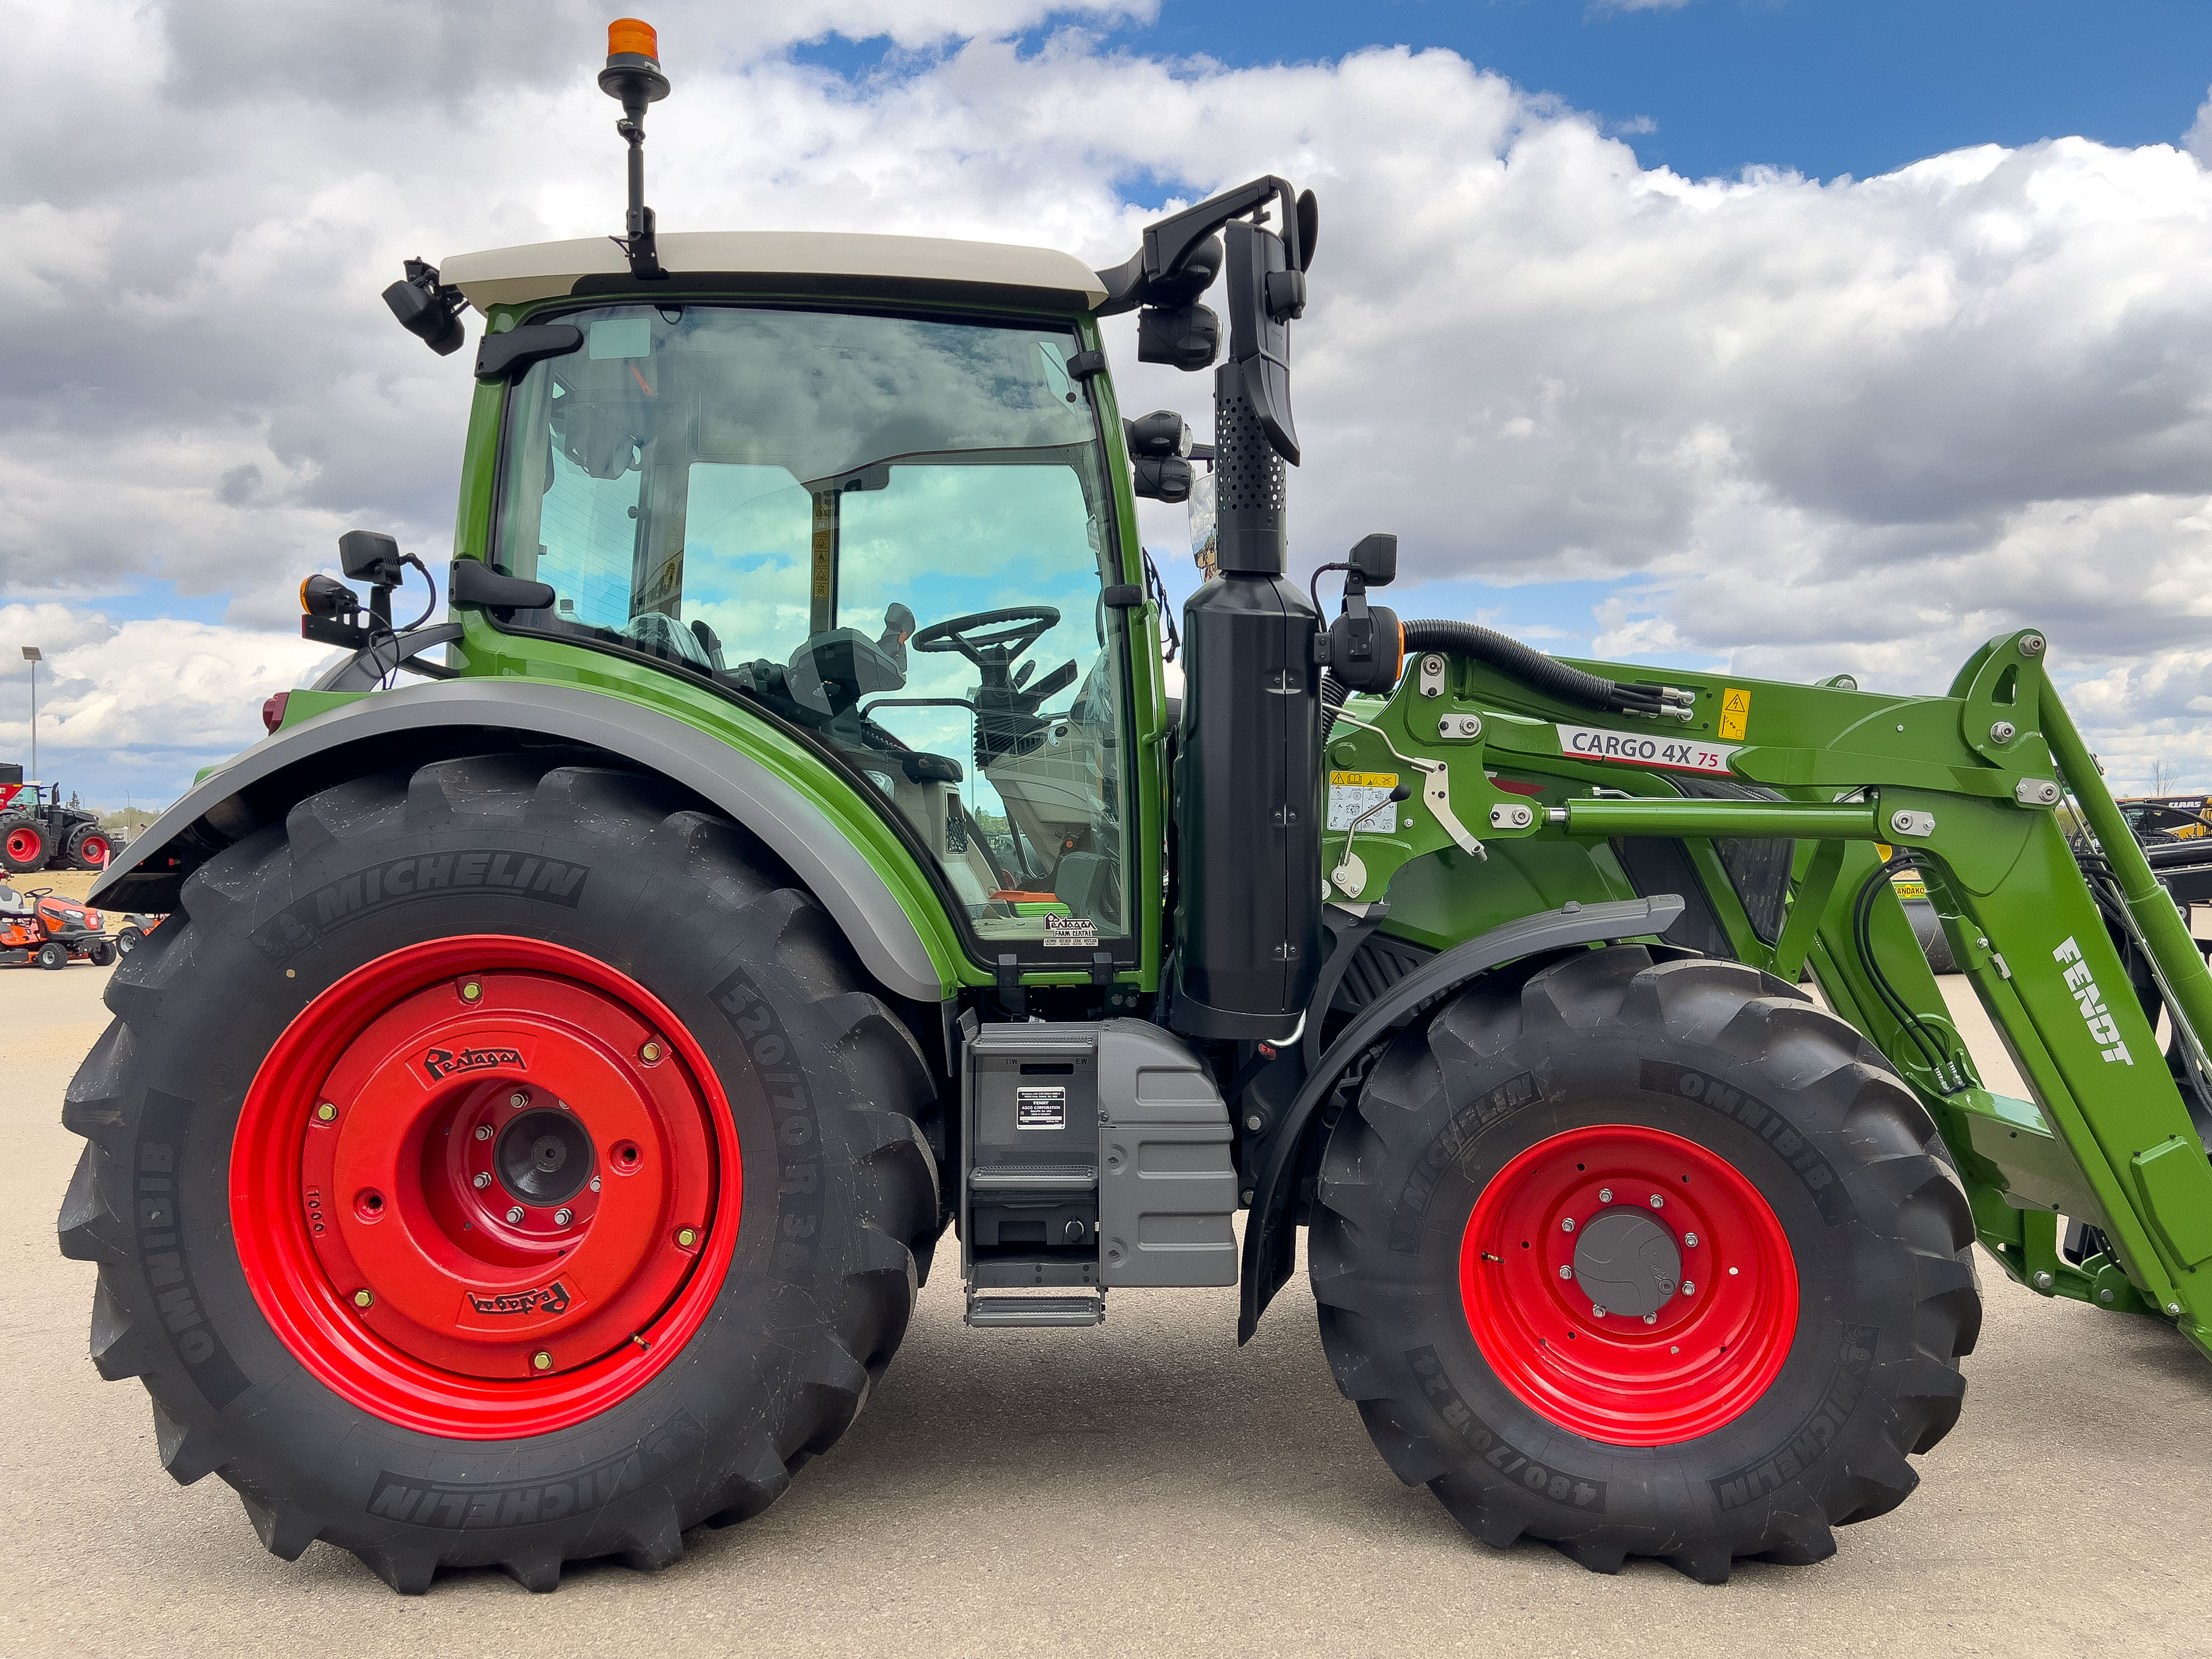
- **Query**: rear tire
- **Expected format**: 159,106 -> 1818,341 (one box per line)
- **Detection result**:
1312,946 -> 1979,1582
57,753 -> 941,1593
2,816 -> 46,875
87,940 -> 118,967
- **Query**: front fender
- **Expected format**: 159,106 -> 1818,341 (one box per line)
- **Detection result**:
95,680 -> 949,1002
1236,894 -> 1687,1341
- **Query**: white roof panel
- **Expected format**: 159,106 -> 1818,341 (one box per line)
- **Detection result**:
440,231 -> 1107,311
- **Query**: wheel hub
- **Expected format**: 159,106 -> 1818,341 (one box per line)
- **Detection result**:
496,1106 -> 596,1207
1571,1208 -> 1681,1318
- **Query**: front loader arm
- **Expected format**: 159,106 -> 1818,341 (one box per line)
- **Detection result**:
1320,624 -> 2212,1359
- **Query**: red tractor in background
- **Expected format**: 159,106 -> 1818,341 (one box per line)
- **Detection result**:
0,770 -> 114,876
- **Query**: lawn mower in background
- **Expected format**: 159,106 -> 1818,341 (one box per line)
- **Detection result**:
0,768 -> 115,875
112,912 -> 166,956
0,884 -> 114,969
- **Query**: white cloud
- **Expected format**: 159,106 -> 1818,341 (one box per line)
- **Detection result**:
7,9 -> 2212,795
0,605 -> 327,769
2187,85 -> 2212,166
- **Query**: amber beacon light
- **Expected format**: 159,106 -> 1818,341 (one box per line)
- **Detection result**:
600,18 -> 672,280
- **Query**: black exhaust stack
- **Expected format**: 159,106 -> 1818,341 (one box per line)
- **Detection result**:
1166,189 -> 1322,1039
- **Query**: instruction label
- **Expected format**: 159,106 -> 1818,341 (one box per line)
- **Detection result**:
1555,725 -> 1740,777
1718,687 -> 1751,742
1327,770 -> 1401,830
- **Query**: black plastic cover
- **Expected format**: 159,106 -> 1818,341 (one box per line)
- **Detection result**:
474,322 -> 583,383
1169,571 -> 1322,1036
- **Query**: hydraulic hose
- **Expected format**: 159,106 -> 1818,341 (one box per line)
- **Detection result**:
1399,620 -> 1676,718
1321,618 -> 1684,730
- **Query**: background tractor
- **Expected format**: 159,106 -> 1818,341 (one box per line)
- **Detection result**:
0,769 -> 115,875
63,17 -> 2212,1595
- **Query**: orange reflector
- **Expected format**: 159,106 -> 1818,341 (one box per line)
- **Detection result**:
607,18 -> 658,60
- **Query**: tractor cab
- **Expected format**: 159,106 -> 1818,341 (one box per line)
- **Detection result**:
439,239 -> 1136,955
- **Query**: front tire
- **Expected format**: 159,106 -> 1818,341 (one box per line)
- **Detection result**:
36,940 -> 66,970
1313,947 -> 1979,1581
57,753 -> 941,1592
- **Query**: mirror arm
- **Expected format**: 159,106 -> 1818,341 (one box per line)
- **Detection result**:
1093,174 -> 1300,316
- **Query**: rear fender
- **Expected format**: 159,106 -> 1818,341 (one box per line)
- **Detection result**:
92,680 -> 948,1001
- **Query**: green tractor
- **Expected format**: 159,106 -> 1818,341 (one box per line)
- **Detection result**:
65,19 -> 2212,1594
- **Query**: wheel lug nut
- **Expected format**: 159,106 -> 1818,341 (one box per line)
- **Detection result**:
459,979 -> 483,1003
1643,1313 -> 1657,1324
589,1176 -> 602,1192
1598,1187 -> 1613,1204
509,1091 -> 529,1109
506,1206 -> 525,1224
532,1350 -> 553,1372
353,1289 -> 373,1309
1649,1194 -> 1664,1209
1560,1217 -> 1575,1233
1590,1304 -> 1607,1318
473,1172 -> 492,1189
474,1124 -> 493,1142
1558,1264 -> 1574,1280
554,1208 -> 573,1226
314,1101 -> 338,1123
640,1040 -> 664,1064
1681,1281 -> 1696,1296
676,1226 -> 698,1248
1684,1232 -> 1699,1247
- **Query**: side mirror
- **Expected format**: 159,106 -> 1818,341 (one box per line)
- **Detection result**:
1221,219 -> 1299,465
382,259 -> 466,356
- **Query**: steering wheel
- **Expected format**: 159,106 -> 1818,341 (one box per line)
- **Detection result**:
910,606 -> 1061,668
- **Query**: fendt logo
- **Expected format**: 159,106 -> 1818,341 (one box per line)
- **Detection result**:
420,1044 -> 527,1082
2053,936 -> 2134,1066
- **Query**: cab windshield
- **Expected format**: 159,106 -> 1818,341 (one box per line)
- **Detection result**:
493,302 -> 1131,956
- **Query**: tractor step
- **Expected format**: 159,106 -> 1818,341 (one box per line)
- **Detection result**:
964,1291 -> 1107,1328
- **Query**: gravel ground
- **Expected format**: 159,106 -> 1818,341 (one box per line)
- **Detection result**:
3,963 -> 2208,1657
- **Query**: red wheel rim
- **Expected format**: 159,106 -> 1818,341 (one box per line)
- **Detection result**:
81,835 -> 110,865
1459,1124 -> 1799,1446
6,825 -> 40,863
232,935 -> 742,1439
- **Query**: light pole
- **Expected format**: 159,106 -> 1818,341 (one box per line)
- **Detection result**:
20,645 -> 40,783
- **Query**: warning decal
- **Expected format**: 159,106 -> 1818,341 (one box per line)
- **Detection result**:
1718,687 -> 1751,742
1327,770 -> 1400,831
1556,725 -> 1740,778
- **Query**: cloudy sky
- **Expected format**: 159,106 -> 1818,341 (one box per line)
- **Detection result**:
7,0 -> 2212,808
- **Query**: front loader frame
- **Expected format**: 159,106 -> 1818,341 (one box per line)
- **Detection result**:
1317,626 -> 2212,1360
